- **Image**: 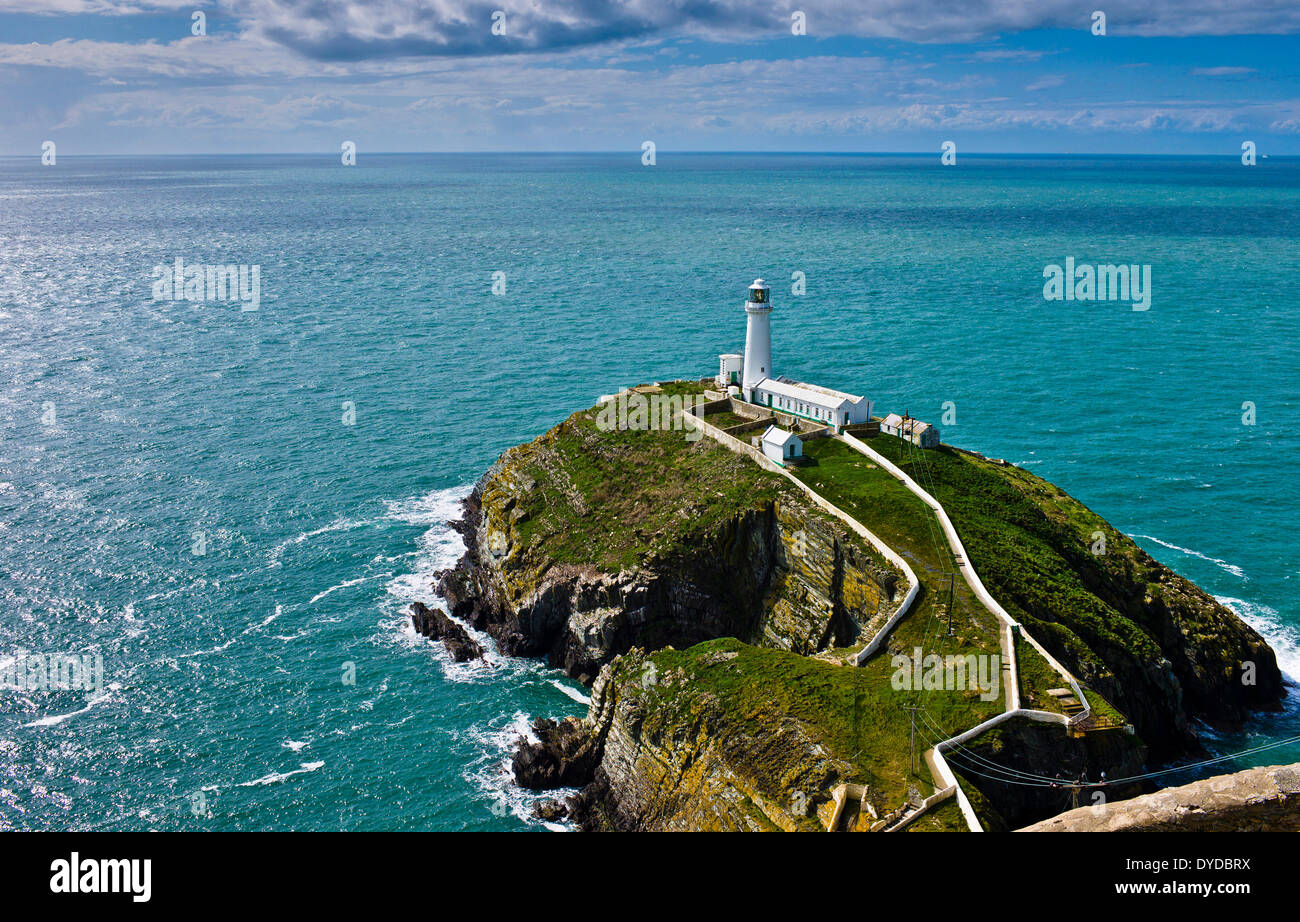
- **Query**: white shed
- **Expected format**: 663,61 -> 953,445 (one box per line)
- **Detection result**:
761,425 -> 802,466
717,353 -> 744,388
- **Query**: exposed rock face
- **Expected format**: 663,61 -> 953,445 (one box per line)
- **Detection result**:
955,719 -> 1148,830
531,799 -> 568,823
1019,762 -> 1300,832
512,717 -> 603,790
409,601 -> 483,662
566,651 -> 845,831
435,436 -> 899,683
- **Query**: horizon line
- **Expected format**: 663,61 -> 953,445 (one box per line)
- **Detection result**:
1,149 -> 1289,159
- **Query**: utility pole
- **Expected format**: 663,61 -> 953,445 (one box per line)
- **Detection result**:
905,705 -> 921,775
945,574 -> 955,636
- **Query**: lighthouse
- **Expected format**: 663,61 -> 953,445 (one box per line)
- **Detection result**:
741,279 -> 772,400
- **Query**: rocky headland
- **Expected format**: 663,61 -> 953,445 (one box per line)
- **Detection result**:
424,383 -> 1285,831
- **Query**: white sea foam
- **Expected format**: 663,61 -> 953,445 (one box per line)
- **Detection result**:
550,680 -> 591,705
463,710 -> 575,831
268,516 -> 378,567
248,604 -> 284,632
1217,596 -> 1300,683
175,636 -> 238,659
282,739 -> 310,752
380,485 -> 513,683
1129,533 -> 1247,579
309,573 -> 390,605
238,761 -> 326,787
23,690 -> 114,728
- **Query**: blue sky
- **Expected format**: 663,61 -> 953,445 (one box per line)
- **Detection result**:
1,0 -> 1297,155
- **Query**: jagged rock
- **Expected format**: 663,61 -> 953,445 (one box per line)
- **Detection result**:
409,601 -> 484,662
563,649 -> 848,831
511,717 -> 602,790
531,799 -> 568,822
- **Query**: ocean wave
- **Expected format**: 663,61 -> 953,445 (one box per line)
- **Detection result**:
463,710 -> 575,831
380,485 -> 512,683
237,761 -> 326,787
308,573 -> 391,606
550,680 -> 591,705
267,516 -> 380,567
1129,533 -> 1247,579
1217,596 -> 1300,683
382,486 -> 474,527
22,688 -> 116,729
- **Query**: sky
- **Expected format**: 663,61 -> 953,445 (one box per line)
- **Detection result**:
0,0 -> 1297,155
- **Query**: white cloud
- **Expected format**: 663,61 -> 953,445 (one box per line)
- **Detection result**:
1190,66 -> 1257,76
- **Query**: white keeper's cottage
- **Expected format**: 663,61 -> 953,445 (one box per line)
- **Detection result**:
717,280 -> 872,433
761,425 -> 802,466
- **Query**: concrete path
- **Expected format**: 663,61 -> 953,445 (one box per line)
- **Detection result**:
678,403 -> 1092,832
837,433 -> 1092,831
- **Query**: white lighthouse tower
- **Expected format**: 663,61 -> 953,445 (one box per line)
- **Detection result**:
741,279 -> 772,400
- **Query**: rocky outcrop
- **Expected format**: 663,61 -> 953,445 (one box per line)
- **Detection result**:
512,717 -> 603,790
564,650 -> 845,831
409,601 -> 483,662
1019,762 -> 1300,831
425,400 -> 1289,832
435,424 -> 900,683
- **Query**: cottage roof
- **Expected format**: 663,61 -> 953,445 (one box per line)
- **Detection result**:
761,425 -> 801,449
757,376 -> 864,409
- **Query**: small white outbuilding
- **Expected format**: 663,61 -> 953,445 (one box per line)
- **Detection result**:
761,425 -> 802,466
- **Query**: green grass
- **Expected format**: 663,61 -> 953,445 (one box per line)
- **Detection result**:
1016,635 -> 1067,715
790,438 -> 999,659
703,409 -> 754,430
862,435 -> 1156,702
906,797 -> 969,832
656,379 -> 708,398
619,637 -> 995,824
509,408 -> 789,572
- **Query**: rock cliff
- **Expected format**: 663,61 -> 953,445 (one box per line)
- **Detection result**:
422,390 -> 1288,831
435,409 -> 901,682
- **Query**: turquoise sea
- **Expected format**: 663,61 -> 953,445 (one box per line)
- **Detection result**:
0,153 -> 1297,830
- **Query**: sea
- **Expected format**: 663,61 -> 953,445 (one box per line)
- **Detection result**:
0,152 -> 1296,830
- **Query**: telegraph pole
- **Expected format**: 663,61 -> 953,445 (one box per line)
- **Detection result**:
945,574 -> 955,636
905,705 -> 921,775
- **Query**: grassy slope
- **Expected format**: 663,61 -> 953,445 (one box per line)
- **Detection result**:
504,388 -> 1152,828
511,405 -> 786,572
621,638 -> 978,829
864,433 -> 1136,713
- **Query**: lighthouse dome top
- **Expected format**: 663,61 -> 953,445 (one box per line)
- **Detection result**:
749,279 -> 768,290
